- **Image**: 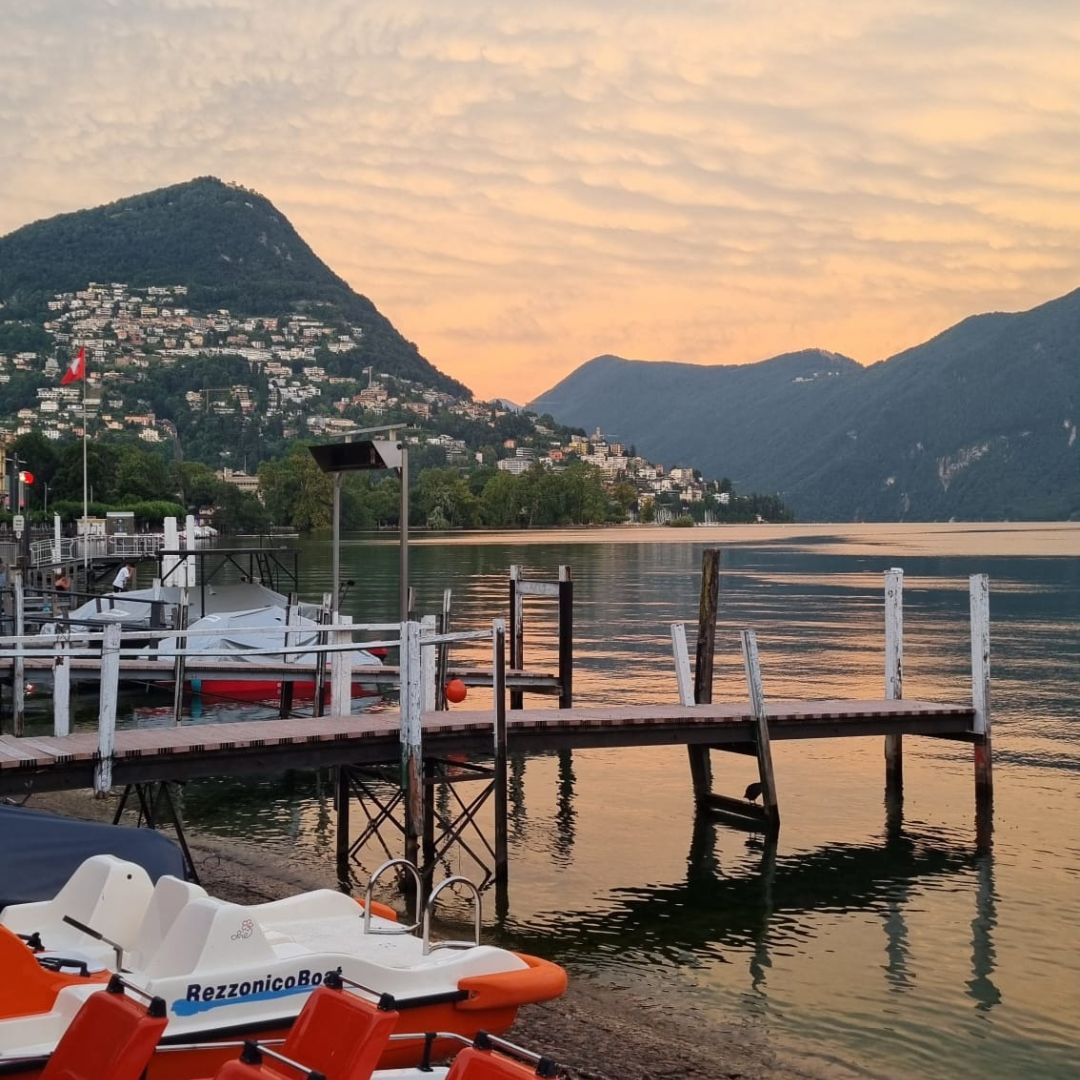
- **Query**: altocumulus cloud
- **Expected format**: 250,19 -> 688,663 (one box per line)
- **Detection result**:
3,0 -> 1080,397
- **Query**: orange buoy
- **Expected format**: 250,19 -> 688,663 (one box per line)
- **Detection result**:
445,678 -> 468,704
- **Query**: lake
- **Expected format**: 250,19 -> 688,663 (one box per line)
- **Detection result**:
136,524 -> 1080,1078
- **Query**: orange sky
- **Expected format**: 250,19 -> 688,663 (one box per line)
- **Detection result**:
3,1 -> 1080,401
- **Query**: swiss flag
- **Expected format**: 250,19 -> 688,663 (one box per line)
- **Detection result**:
61,346 -> 86,385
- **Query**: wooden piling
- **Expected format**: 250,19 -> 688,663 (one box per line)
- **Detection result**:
740,629 -> 780,835
53,622 -> 71,737
171,591 -> 189,725
278,594 -> 296,719
329,615 -> 353,716
670,622 -> 694,706
94,623 -> 121,796
436,588 -> 452,710
558,566 -> 573,708
509,566 -> 524,710
312,593 -> 332,718
884,568 -> 904,804
688,548 -> 720,800
334,764 -> 350,889
420,614 -> 437,713
970,574 -> 993,815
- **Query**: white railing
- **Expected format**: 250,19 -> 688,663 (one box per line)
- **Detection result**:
0,616 -> 507,803
29,533 -> 166,567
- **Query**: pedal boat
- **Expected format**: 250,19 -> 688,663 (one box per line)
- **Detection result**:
0,857 -> 566,1080
0,969 -> 558,1080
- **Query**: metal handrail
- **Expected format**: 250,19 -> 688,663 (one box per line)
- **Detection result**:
422,875 -> 482,956
363,859 -> 422,935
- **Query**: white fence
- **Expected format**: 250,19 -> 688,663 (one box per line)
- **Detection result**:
0,616 -> 507,799
29,533 -> 166,568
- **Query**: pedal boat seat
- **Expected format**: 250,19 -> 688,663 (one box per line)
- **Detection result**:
39,976 -> 167,1080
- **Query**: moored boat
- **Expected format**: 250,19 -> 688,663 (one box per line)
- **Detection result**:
0,857 -> 567,1079
0,968 -> 559,1080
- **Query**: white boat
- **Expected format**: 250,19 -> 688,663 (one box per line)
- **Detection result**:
0,855 -> 567,1079
46,583 -> 382,700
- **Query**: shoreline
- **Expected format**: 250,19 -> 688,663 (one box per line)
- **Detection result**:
21,787 -> 860,1080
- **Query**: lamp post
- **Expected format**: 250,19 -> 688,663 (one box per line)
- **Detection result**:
309,426 -> 408,618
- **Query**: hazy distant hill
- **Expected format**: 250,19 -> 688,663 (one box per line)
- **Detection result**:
0,177 -> 467,396
531,291 -> 1080,521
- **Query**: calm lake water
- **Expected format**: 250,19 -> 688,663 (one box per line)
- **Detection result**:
107,525 -> 1080,1077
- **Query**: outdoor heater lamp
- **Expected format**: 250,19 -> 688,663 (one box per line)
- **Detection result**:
309,431 -> 408,621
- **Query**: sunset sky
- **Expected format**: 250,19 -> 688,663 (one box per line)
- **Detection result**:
3,1 -> 1080,401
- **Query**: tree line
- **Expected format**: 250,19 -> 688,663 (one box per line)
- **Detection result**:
4,432 -> 793,534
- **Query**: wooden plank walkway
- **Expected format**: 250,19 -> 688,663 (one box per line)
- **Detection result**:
0,698 -> 975,794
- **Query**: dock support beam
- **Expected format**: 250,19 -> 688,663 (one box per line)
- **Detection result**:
970,574 -> 993,847
884,568 -> 904,817
688,548 -> 719,801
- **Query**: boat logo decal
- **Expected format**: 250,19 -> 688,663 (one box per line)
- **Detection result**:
230,919 -> 255,941
172,968 -> 329,1016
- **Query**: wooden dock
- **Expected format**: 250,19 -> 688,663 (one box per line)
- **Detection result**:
0,698 -> 975,795
0,554 -> 996,895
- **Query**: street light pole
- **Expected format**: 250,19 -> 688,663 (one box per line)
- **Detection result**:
399,445 -> 408,621
331,471 -> 342,610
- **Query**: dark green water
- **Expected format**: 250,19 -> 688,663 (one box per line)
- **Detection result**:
126,525 -> 1080,1078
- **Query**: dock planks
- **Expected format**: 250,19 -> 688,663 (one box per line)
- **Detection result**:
0,698 -> 975,795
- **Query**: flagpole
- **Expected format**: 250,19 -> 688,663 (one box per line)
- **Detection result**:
81,355 -> 88,574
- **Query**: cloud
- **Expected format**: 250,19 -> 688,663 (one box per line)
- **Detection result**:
3,1 -> 1080,397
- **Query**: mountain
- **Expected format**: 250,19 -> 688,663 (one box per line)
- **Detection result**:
0,177 -> 467,396
530,291 -> 1080,521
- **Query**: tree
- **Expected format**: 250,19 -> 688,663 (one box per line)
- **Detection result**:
416,468 -> 479,528
480,471 -> 524,527
258,445 -> 333,530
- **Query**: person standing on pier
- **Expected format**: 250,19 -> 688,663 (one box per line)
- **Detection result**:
112,561 -> 136,592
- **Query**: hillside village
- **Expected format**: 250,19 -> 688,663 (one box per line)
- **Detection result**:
0,281 -> 740,521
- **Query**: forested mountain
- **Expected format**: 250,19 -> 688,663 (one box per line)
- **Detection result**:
531,289 -> 1080,521
0,177 -> 467,395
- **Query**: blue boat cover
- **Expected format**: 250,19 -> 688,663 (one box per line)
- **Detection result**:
0,803 -> 186,908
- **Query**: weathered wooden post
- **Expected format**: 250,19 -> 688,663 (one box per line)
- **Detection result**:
171,592 -> 189,725
278,595 -> 296,718
740,629 -> 780,835
312,593 -> 332,718
329,615 -> 353,716
508,566 -> 524,710
12,570 -> 25,736
970,574 -> 992,845
331,616 -> 354,887
688,548 -> 720,801
94,623 -> 121,796
400,619 -> 424,869
53,622 -> 71,737
884,568 -> 904,806
436,588 -> 452,710
493,618 -> 509,917
671,622 -> 694,706
557,566 -> 573,708
420,614 -> 437,713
